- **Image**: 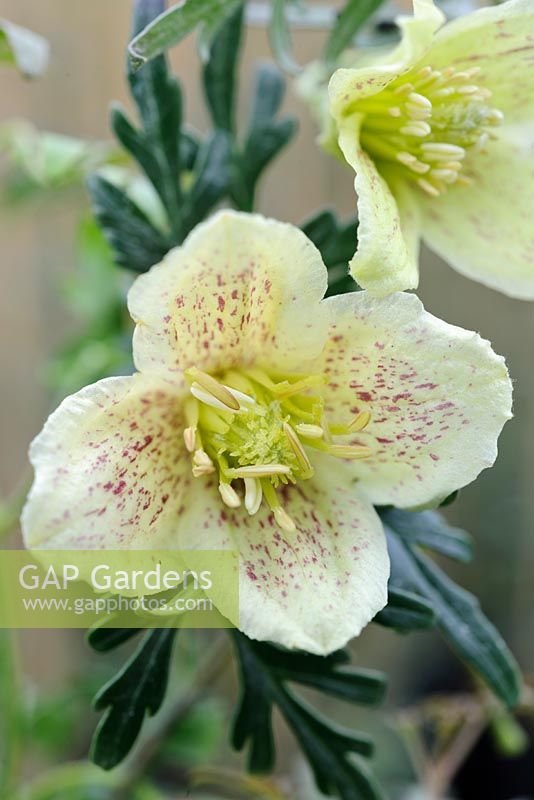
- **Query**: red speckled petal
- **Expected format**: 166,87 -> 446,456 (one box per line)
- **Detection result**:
178,456 -> 388,655
128,210 -> 330,378
22,374 -> 191,549
317,291 -> 512,508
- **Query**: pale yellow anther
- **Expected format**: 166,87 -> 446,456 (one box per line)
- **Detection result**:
408,92 -> 432,109
283,423 -> 314,477
244,478 -> 262,515
407,160 -> 431,175
430,168 -> 458,184
274,506 -> 296,533
400,122 -> 431,138
405,104 -> 432,120
394,82 -> 414,95
222,385 -> 256,407
187,368 -> 240,411
328,444 -> 372,460
295,423 -> 324,440
193,449 -> 213,468
219,482 -> 241,508
183,426 -> 197,453
421,143 -> 466,160
388,106 -> 402,117
348,411 -> 372,433
192,464 -> 216,477
396,151 -> 417,165
416,66 -> 433,80
417,178 -> 441,197
457,85 -> 481,95
486,109 -> 504,125
226,464 -> 292,479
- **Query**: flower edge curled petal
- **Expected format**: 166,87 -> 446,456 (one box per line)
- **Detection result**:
180,458 -> 389,655
317,291 -> 513,509
329,0 -> 445,121
128,209 -> 330,378
337,119 -> 420,295
22,373 -> 190,550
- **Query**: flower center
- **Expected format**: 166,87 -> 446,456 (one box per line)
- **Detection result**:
183,367 -> 372,531
357,64 -> 503,196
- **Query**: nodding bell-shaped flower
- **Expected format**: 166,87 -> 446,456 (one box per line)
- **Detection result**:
324,0 -> 534,299
22,211 -> 512,654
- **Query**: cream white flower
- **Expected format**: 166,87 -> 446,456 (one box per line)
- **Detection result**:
327,0 -> 534,298
22,211 -> 512,654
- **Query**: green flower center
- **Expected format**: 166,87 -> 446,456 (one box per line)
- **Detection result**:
183,367 -> 372,531
357,64 -> 503,196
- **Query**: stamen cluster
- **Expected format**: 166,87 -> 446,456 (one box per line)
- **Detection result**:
357,64 -> 503,196
183,367 -> 372,531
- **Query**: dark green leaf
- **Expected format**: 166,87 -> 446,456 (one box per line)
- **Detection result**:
86,174 -> 171,273
128,0 -> 241,67
301,209 -> 358,269
202,3 -> 244,132
127,3 -> 183,241
182,131 -> 231,231
232,64 -> 297,211
232,633 -> 385,800
324,0 -> 385,64
86,626 -> 140,653
380,508 -> 473,563
91,629 -> 176,769
374,587 -> 436,632
268,0 -> 300,75
386,527 -> 521,708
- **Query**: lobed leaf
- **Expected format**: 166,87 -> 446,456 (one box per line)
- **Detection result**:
202,3 -> 244,133
128,0 -> 241,67
268,0 -> 300,75
86,174 -> 171,273
374,586 -> 436,632
232,633 -> 386,800
91,629 -> 176,769
386,522 -> 522,708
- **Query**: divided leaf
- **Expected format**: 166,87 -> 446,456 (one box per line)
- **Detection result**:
232,633 -> 386,800
384,510 -> 521,708
231,63 -> 297,211
301,209 -> 359,296
374,587 -> 436,632
91,629 -> 177,769
202,3 -> 244,133
86,174 -> 171,273
128,0 -> 242,67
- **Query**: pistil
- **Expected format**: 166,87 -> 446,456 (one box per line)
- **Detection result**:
182,368 -> 373,530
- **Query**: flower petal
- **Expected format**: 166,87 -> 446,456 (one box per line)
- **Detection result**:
420,128 -> 534,299
179,457 -> 388,655
329,0 -> 444,119
129,210 -> 329,378
336,118 -> 421,295
428,0 -> 534,124
22,374 -> 191,549
317,292 -> 512,508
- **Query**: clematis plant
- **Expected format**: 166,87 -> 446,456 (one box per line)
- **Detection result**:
22,210 -> 512,655
324,0 -> 534,298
